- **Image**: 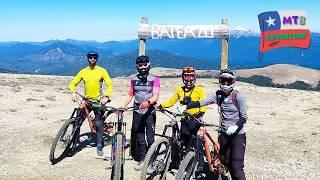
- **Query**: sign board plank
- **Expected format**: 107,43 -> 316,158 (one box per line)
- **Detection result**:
138,24 -> 230,39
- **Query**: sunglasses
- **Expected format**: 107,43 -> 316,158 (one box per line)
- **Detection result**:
183,74 -> 195,80
88,56 -> 97,60
219,77 -> 234,85
137,62 -> 150,68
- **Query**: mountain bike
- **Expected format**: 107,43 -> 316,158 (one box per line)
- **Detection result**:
49,92 -> 112,165
140,108 -> 183,180
107,106 -> 134,180
175,117 -> 231,180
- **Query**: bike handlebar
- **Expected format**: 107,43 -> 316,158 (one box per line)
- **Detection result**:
157,108 -> 222,130
75,92 -> 111,104
158,108 -> 182,117
102,106 -> 135,112
75,92 -> 136,116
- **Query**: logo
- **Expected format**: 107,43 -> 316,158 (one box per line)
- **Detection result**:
258,11 -> 310,52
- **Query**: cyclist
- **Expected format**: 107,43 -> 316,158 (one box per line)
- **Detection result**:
179,69 -> 247,180
69,51 -> 113,158
122,55 -> 160,171
158,67 -> 207,177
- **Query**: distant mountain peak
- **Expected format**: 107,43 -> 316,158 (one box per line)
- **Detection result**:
233,26 -> 249,31
40,41 -> 85,55
45,47 -> 64,56
230,26 -> 259,37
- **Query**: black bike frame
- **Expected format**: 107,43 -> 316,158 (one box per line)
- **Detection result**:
68,108 -> 86,151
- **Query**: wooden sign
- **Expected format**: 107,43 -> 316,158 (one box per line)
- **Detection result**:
138,24 -> 230,39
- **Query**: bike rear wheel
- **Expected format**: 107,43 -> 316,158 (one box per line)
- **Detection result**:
112,133 -> 124,180
49,118 -> 77,164
175,151 -> 197,180
140,137 -> 171,180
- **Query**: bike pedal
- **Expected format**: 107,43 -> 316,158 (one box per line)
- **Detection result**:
105,166 -> 112,170
95,153 -> 110,160
169,169 -> 178,176
95,156 -> 104,159
102,156 -> 111,161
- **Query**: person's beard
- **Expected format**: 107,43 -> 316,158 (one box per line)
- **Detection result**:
88,60 -> 97,68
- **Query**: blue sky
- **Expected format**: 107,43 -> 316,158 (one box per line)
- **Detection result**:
0,0 -> 319,41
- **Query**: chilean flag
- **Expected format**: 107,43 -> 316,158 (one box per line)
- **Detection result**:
258,11 -> 310,52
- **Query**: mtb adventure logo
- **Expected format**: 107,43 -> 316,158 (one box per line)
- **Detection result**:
258,10 -> 311,52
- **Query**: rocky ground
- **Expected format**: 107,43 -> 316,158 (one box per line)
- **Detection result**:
0,73 -> 319,180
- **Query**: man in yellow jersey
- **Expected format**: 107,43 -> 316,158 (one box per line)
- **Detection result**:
69,51 -> 113,158
158,67 -> 207,177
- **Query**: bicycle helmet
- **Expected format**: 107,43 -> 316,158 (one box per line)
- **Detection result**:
218,69 -> 235,95
182,67 -> 196,89
136,55 -> 150,75
87,51 -> 99,59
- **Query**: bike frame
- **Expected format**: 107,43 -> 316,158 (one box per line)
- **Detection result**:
156,109 -> 182,157
176,112 -> 228,178
108,107 -> 133,166
202,128 -> 226,173
70,93 -> 111,151
50,92 -> 113,165
139,108 -> 182,179
155,118 -> 180,144
192,118 -> 228,175
156,109 -> 181,138
66,107 -> 87,151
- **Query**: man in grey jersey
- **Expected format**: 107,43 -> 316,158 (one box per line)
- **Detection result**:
179,69 -> 247,180
122,55 -> 160,171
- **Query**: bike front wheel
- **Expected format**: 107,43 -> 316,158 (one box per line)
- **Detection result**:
112,133 -> 124,180
175,151 -> 197,180
49,118 -> 78,164
140,137 -> 171,180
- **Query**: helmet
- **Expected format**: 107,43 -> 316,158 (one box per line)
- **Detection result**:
136,55 -> 150,75
136,55 -> 150,64
218,69 -> 235,95
87,51 -> 99,59
182,67 -> 196,89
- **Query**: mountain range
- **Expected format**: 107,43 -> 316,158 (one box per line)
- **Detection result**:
151,64 -> 320,90
0,32 -> 319,77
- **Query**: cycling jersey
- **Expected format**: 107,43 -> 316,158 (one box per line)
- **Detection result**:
161,86 -> 207,115
199,90 -> 248,134
69,66 -> 113,100
128,73 -> 160,114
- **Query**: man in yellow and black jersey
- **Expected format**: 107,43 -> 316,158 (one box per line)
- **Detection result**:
69,51 -> 113,158
160,81 -> 207,116
158,67 -> 207,176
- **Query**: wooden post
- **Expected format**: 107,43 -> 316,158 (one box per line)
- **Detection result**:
220,18 -> 229,70
139,17 -> 148,56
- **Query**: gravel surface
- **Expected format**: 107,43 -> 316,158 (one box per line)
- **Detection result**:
0,73 -> 319,180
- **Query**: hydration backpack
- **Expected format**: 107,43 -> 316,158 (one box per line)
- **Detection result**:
216,90 -> 239,110
216,90 -> 240,120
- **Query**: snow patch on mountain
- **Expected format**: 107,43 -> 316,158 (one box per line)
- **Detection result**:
230,26 -> 259,38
